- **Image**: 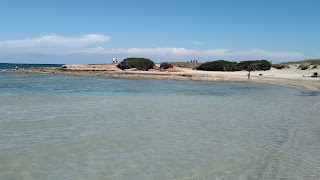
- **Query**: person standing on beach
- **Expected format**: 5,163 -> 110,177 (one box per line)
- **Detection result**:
112,57 -> 115,64
115,57 -> 118,64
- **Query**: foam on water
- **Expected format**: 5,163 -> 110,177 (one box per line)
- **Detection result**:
0,72 -> 319,179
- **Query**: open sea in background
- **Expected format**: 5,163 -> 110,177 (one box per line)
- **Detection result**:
0,71 -> 320,179
0,63 -> 63,71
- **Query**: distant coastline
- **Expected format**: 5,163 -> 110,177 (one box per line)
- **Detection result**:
10,63 -> 320,91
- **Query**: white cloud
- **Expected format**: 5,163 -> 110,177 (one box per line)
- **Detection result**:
75,47 -> 304,62
0,35 -> 310,63
0,34 -> 110,48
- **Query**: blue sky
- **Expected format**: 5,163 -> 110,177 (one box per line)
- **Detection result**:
0,0 -> 319,64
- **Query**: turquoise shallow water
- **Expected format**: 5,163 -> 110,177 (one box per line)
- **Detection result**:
0,72 -> 320,179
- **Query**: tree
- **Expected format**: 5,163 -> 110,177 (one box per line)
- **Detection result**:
247,63 -> 258,79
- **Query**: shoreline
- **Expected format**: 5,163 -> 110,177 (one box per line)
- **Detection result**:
15,66 -> 320,91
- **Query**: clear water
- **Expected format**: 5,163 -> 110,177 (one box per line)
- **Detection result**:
0,72 -> 319,179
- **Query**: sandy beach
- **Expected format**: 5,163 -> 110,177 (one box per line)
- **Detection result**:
19,64 -> 320,90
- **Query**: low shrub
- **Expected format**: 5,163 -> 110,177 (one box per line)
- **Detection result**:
168,62 -> 201,69
160,62 -> 173,69
311,72 -> 318,77
272,63 -> 289,69
298,64 -> 310,70
197,60 -> 239,71
197,60 -> 272,71
117,58 -> 155,71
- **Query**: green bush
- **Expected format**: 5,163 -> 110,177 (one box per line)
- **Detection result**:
237,61 -> 253,70
197,60 -> 239,71
238,60 -> 272,71
160,62 -> 173,69
197,60 -> 272,71
258,60 -> 272,70
118,58 -> 155,71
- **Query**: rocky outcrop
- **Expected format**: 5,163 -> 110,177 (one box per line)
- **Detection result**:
61,64 -> 119,71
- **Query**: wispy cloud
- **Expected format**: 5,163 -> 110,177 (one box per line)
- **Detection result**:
192,41 -> 204,45
0,34 -> 110,48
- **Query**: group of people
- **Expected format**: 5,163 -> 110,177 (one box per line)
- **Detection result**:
191,59 -> 198,63
112,57 -> 118,64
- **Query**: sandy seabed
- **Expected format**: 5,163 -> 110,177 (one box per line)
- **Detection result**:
19,64 -> 320,91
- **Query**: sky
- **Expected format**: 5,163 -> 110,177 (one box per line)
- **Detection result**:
0,0 -> 320,64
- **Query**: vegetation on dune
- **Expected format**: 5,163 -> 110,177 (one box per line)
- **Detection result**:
117,58 -> 155,71
272,63 -> 290,69
197,60 -> 272,71
298,64 -> 310,70
115,58 -> 318,71
160,62 -> 173,69
282,59 -> 320,65
168,62 -> 201,69
272,59 -> 320,70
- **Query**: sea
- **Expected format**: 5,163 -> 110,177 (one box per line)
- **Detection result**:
0,65 -> 320,179
0,63 -> 63,71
